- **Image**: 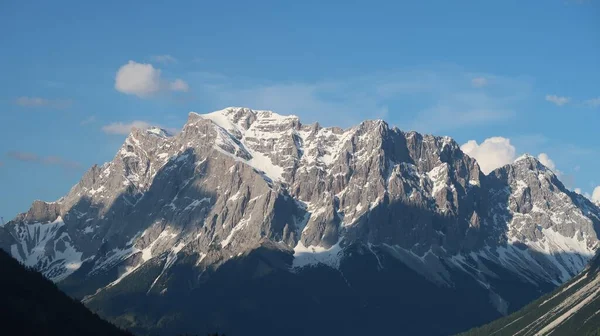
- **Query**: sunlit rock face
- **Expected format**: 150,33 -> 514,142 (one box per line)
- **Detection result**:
2,107 -> 599,336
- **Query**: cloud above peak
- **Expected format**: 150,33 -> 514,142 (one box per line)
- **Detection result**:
537,152 -> 566,180
114,61 -> 189,98
545,94 -> 570,106
461,137 -> 516,174
593,186 -> 600,204
537,153 -> 557,171
461,137 -> 576,190
189,68 -> 529,131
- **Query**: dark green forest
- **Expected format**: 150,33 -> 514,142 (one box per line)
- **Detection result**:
0,248 -> 133,336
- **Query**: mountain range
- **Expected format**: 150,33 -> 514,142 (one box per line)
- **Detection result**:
2,107 -> 599,335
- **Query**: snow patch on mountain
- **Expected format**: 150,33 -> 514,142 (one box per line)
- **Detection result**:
10,216 -> 83,281
292,241 -> 343,269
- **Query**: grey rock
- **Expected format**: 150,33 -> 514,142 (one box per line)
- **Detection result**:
1,107 -> 599,312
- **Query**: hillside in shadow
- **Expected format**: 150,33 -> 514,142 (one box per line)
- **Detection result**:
0,248 -> 133,336
458,252 -> 600,336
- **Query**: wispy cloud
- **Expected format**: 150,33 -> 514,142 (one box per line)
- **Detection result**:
7,151 -> 38,162
150,54 -> 178,64
114,61 -> 189,98
169,79 -> 189,92
471,77 -> 488,88
409,91 -> 516,133
15,96 -> 73,109
545,94 -> 570,106
188,67 -> 530,131
583,97 -> 600,108
80,116 -> 96,125
6,151 -> 80,170
102,120 -> 178,135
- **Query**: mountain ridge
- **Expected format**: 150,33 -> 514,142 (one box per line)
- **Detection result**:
2,106 -> 599,335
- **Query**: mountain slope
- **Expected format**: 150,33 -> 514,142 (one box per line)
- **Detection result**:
459,253 -> 600,336
2,107 -> 600,335
0,248 -> 133,336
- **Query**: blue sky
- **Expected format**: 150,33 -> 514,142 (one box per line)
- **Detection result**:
0,0 -> 599,219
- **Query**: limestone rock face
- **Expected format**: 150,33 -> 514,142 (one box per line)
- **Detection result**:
1,107 -> 599,311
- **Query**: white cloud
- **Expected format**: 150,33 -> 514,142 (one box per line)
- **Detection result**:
102,121 -> 178,135
593,186 -> 600,204
150,54 -> 178,64
170,79 -> 189,92
461,137 -> 516,174
462,138 -> 577,187
575,188 -> 582,194
471,77 -> 488,87
537,152 -> 566,181
115,61 -> 162,97
537,153 -> 557,171
15,96 -> 72,108
114,60 -> 189,98
545,94 -> 570,106
583,97 -> 600,108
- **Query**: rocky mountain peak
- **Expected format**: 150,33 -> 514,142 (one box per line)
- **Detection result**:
511,154 -> 551,172
189,107 -> 301,133
2,107 -> 600,326
145,126 -> 174,138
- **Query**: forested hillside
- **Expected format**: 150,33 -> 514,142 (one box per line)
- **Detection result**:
0,249 -> 133,336
458,254 -> 600,336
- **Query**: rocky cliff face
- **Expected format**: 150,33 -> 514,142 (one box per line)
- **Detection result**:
2,107 -> 599,335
